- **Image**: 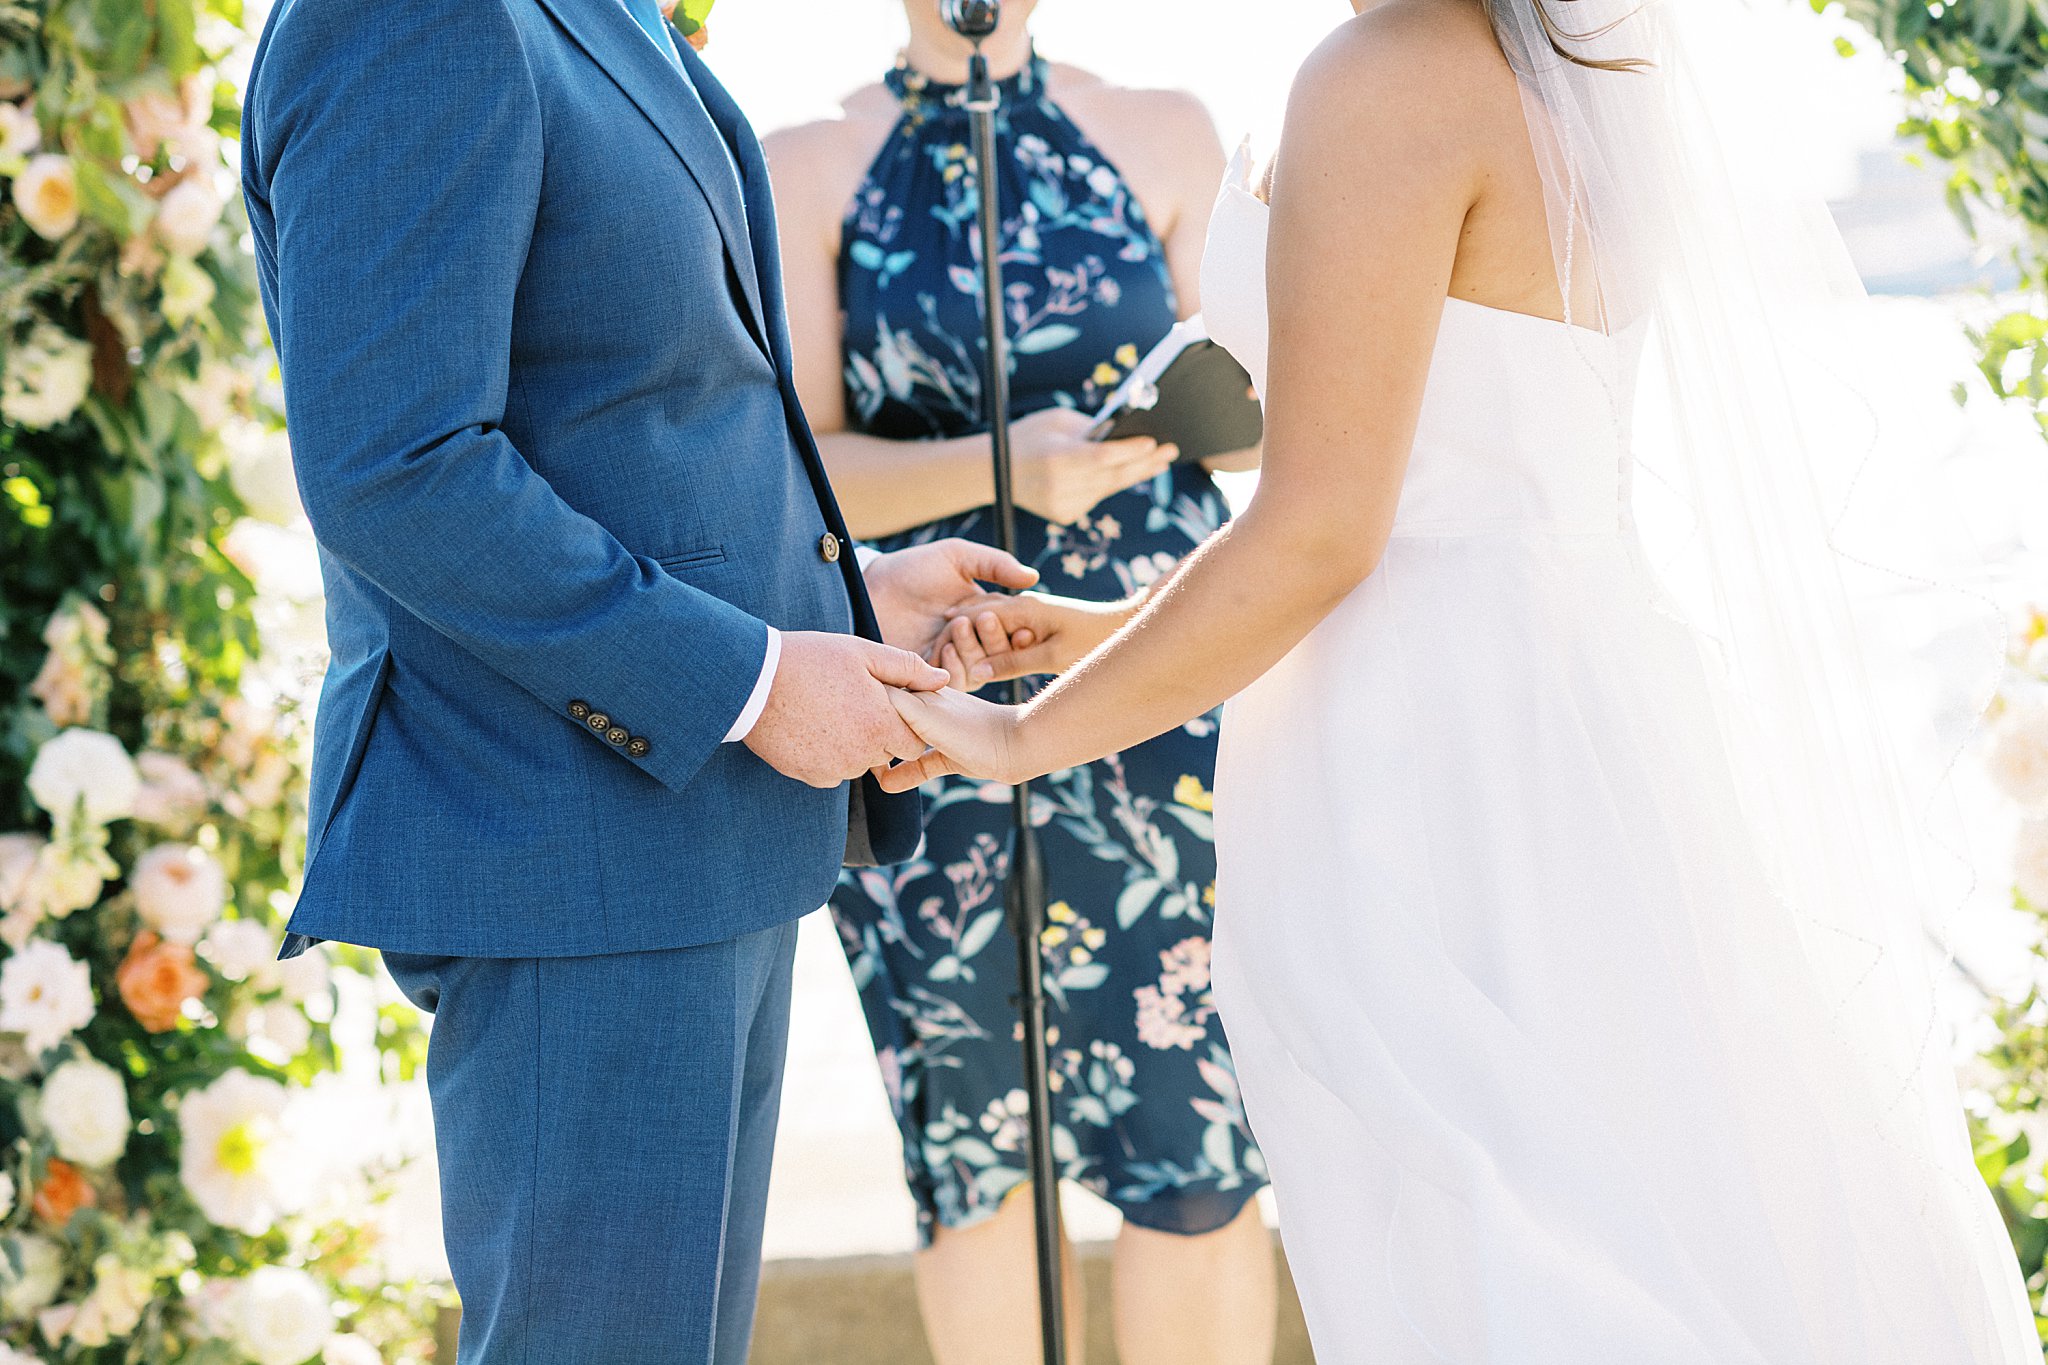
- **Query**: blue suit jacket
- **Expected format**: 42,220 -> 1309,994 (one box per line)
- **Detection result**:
242,0 -> 921,958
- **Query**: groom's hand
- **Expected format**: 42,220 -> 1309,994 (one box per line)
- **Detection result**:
743,632 -> 950,789
865,540 -> 1039,676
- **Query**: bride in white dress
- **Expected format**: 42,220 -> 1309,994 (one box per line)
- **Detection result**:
881,0 -> 2039,1358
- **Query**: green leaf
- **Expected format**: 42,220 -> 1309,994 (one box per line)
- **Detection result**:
72,157 -> 131,236
157,0 -> 202,77
677,0 -> 714,35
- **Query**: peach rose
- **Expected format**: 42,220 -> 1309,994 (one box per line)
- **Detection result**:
124,90 -> 188,160
27,649 -> 92,728
31,1157 -> 95,1227
116,931 -> 208,1034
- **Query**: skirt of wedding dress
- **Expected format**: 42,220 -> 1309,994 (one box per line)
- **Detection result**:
1210,530 -> 2036,1364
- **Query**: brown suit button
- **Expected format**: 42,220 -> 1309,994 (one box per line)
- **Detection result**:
819,533 -> 842,564
586,712 -> 611,733
606,726 -> 630,747
569,701 -> 591,721
627,737 -> 651,759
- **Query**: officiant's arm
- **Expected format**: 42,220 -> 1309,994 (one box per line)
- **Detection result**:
880,14 -> 1483,787
245,0 -> 775,795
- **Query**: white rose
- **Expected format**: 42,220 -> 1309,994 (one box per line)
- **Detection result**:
0,1340 -> 40,1365
322,1333 -> 382,1365
39,1057 -> 130,1168
0,834 -> 43,913
178,1069 -> 297,1235
2019,818 -> 2048,909
0,1233 -> 64,1316
1989,699 -> 2048,812
25,730 -> 140,827
23,840 -> 106,921
232,1267 -> 334,1365
276,948 -> 330,1005
35,1304 -> 74,1346
64,1255 -> 151,1347
253,1001 -> 312,1058
0,102 -> 41,161
224,421 -> 304,526
201,918 -> 280,986
0,940 -> 95,1057
152,175 -> 221,257
2,324 -> 93,431
133,752 -> 208,831
131,844 -> 228,944
12,155 -> 77,239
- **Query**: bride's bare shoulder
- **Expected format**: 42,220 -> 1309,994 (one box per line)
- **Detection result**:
1276,0 -> 1520,203
1289,0 -> 1515,137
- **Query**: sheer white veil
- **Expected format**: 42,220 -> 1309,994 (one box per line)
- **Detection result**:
1489,0 -> 2036,1347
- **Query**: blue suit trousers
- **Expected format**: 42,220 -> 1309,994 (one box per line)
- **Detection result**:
384,921 -> 799,1365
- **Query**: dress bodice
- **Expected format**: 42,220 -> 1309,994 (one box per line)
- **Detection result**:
1201,149 -> 1641,538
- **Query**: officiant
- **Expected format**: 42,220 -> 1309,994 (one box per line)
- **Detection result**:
763,3 -> 1269,1362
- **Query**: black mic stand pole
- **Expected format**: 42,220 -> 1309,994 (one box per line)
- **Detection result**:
939,4 -> 1066,1363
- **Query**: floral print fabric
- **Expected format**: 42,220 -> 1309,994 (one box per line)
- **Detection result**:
829,55 -> 1264,1244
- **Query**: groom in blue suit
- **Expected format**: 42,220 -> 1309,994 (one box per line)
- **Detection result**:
241,0 -> 1031,1359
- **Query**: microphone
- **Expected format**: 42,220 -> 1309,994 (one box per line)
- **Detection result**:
941,0 -> 1000,40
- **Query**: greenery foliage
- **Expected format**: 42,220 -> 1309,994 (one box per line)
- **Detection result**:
0,1 -> 441,1361
1832,0 -> 2048,423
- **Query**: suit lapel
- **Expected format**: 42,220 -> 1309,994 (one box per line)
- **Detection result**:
681,42 -> 791,377
682,47 -> 884,639
531,0 -> 771,358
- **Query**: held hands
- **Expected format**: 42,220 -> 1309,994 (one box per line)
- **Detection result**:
1011,408 -> 1178,526
865,539 -> 1039,681
873,687 -> 1031,794
743,632 -> 951,788
931,591 -> 1135,689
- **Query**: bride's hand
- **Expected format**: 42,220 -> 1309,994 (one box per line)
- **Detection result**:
933,591 -> 1136,690
873,688 -> 1029,791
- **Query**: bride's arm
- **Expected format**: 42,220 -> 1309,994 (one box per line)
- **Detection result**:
881,13 -> 1483,788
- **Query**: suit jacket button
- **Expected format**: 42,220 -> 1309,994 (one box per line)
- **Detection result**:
627,737 -> 651,759
819,533 -> 842,564
606,726 -> 630,747
586,712 -> 611,734
569,701 -> 591,721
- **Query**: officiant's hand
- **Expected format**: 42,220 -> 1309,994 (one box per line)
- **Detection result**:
932,591 -> 1135,689
1012,408 -> 1178,526
744,632 -> 950,789
874,688 -> 1032,792
865,539 -> 1039,680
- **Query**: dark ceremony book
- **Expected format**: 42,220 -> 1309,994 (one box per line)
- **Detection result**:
1088,316 -> 1264,464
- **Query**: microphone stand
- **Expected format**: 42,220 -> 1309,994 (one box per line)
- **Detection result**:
940,5 -> 1066,1363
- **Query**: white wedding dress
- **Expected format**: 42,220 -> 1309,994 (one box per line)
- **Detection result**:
1199,151 -> 2037,1363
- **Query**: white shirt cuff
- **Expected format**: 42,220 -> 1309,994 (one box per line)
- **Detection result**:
723,627 -> 781,743
854,544 -> 882,570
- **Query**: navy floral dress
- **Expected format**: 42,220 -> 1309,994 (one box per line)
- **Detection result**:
829,55 -> 1266,1245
